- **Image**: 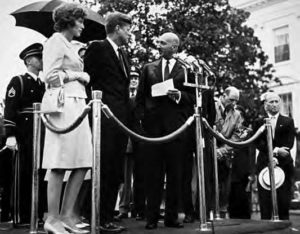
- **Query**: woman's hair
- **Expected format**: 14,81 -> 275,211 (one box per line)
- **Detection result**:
53,3 -> 87,32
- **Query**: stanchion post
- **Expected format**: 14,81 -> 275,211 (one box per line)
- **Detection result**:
194,73 -> 210,231
30,103 -> 41,234
265,118 -> 279,221
212,125 -> 221,220
91,91 -> 102,234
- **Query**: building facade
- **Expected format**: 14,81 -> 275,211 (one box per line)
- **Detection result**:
230,0 -> 300,128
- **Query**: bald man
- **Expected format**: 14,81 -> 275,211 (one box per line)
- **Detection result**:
254,92 -> 295,220
136,32 -> 195,229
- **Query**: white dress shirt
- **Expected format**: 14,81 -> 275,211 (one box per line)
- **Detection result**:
268,112 -> 279,138
268,112 -> 280,157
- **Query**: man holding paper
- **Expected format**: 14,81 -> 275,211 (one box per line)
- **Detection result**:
136,32 -> 195,229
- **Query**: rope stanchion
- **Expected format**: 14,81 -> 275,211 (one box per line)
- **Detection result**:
212,125 -> 221,220
202,118 -> 265,148
101,104 -> 194,144
91,91 -> 102,234
30,103 -> 42,234
40,106 -> 91,134
0,146 -> 7,154
265,118 -> 279,221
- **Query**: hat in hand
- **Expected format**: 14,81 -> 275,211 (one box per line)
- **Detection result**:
258,166 -> 285,190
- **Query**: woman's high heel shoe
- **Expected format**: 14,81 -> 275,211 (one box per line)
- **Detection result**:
44,220 -> 69,234
61,221 -> 89,234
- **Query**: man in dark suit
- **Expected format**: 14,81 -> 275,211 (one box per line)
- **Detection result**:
254,92 -> 295,220
135,32 -> 195,229
84,12 -> 132,232
3,43 -> 45,225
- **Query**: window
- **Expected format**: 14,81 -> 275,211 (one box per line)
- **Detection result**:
279,92 -> 293,117
274,26 -> 290,63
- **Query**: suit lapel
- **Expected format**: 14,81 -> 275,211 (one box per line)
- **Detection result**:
169,61 -> 182,79
119,47 -> 130,79
274,114 -> 283,140
153,59 -> 163,83
104,39 -> 126,77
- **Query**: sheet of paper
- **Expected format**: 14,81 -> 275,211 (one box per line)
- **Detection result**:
151,79 -> 174,97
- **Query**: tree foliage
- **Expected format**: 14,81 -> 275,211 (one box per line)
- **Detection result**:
76,0 -> 276,123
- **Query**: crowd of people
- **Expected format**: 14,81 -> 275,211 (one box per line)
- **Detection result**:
0,2 -> 296,234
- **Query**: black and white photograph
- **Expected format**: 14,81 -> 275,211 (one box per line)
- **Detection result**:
0,0 -> 300,233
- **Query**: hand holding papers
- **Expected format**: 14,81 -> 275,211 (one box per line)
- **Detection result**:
151,79 -> 174,97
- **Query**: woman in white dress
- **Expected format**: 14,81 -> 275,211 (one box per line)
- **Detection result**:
42,3 -> 92,234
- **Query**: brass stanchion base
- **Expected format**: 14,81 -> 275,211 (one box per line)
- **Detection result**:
271,216 -> 281,222
195,223 -> 211,232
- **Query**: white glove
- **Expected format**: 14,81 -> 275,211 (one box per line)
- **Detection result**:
6,136 -> 18,151
47,71 -> 64,87
65,71 -> 90,84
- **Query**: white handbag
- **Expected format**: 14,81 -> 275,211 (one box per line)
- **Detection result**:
41,87 -> 65,114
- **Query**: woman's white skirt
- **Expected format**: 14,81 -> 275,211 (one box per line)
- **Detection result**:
42,97 -> 92,169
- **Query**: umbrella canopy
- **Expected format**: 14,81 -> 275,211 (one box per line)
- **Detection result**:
11,0 -> 106,43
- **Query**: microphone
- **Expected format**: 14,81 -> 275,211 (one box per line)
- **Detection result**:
186,56 -> 202,71
172,54 -> 192,68
198,59 -> 215,76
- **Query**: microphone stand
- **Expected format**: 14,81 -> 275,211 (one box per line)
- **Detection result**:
182,62 -> 211,231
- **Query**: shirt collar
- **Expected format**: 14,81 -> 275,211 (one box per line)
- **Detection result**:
26,71 -> 38,81
107,37 -> 119,57
268,112 -> 279,120
161,57 -> 176,81
162,57 -> 176,66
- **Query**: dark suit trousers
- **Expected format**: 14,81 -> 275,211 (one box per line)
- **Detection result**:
0,146 -> 13,221
228,179 -> 251,219
144,138 -> 184,223
14,119 -> 46,224
132,141 -> 146,215
100,118 -> 128,224
258,179 -> 292,220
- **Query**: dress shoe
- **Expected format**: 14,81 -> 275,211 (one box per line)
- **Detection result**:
61,221 -> 89,234
13,223 -> 30,229
135,213 -> 145,221
113,216 -> 121,222
116,213 -> 128,219
145,222 -> 157,230
164,220 -> 184,228
183,214 -> 195,223
100,222 -> 125,233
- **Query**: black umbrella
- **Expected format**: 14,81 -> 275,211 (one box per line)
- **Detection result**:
11,0 -> 106,43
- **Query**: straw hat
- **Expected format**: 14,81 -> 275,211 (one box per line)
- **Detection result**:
258,166 -> 285,190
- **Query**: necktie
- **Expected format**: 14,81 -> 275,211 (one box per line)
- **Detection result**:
164,59 -> 170,81
118,47 -> 128,78
270,116 -> 276,138
129,89 -> 135,97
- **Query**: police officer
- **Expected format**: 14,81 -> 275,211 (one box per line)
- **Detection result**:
4,43 -> 45,225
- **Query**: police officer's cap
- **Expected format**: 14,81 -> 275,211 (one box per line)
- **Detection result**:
130,66 -> 140,77
19,43 -> 43,60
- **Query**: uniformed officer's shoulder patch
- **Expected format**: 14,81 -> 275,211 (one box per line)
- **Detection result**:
8,87 -> 16,97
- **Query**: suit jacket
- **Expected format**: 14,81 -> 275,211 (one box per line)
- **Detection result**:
254,114 -> 295,181
43,32 -> 87,98
84,39 -> 130,123
215,100 -> 245,156
135,59 -> 195,136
